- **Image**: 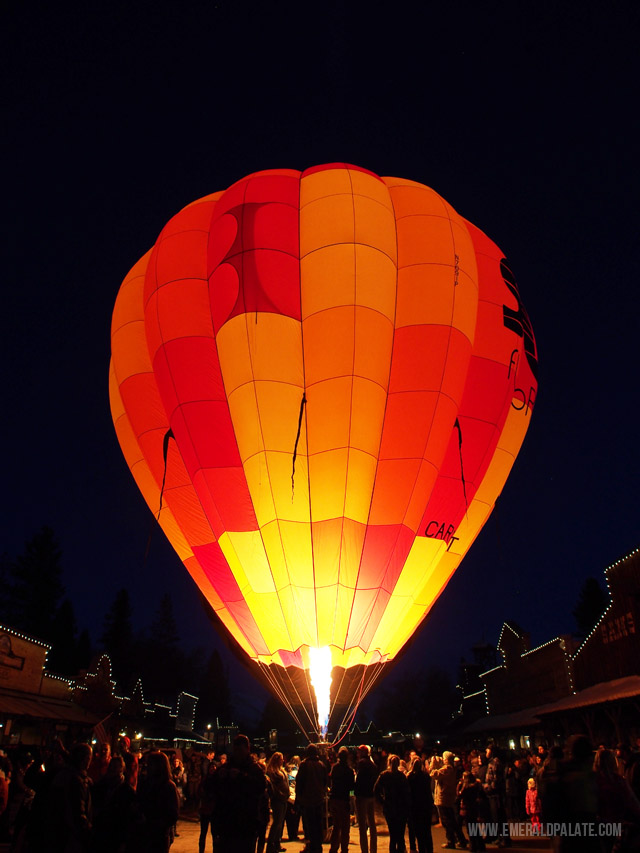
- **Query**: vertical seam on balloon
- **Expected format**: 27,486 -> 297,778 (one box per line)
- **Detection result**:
329,166 -> 358,653
341,175 -> 400,659
289,169 -> 318,653
299,173 -> 319,653
234,175 -> 300,660
297,175 -> 328,723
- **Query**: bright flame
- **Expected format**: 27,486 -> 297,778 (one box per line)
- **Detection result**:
308,646 -> 332,739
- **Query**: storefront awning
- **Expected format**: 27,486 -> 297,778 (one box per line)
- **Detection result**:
464,707 -> 542,733
535,675 -> 640,715
0,691 -> 97,724
464,675 -> 640,734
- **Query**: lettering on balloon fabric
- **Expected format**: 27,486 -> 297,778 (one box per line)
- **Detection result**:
424,520 -> 460,551
501,259 -> 537,414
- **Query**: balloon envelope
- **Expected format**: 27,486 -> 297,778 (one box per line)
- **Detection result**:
110,164 -> 537,735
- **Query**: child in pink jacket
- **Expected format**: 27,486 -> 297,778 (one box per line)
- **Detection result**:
526,777 -> 542,830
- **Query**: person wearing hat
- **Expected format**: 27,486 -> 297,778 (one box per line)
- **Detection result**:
430,752 -> 467,849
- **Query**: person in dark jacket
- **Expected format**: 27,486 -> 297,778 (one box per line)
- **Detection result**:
374,754 -> 410,853
91,755 -> 140,853
212,734 -> 267,853
197,760 -> 217,853
354,744 -> 379,853
594,748 -> 640,853
48,742 -> 93,853
137,751 -> 180,853
295,744 -> 328,853
458,772 -> 488,853
537,745 -> 564,826
329,747 -> 355,853
555,734 -> 599,853
407,757 -> 433,853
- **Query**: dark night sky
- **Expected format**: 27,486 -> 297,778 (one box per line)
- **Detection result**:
2,0 -> 638,718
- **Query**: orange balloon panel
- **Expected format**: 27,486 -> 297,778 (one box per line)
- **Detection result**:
110,164 -> 538,672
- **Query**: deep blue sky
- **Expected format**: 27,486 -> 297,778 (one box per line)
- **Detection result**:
2,1 -> 638,716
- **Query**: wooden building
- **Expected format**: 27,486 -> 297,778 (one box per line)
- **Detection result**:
482,622 -> 576,716
573,548 -> 640,690
458,547 -> 640,747
0,623 -> 97,746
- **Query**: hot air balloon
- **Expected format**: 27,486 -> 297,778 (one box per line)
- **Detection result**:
109,164 -> 537,741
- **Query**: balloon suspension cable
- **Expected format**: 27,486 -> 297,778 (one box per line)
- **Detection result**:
329,661 -> 367,740
336,662 -> 383,744
330,660 -> 386,748
331,665 -> 349,723
257,663 -> 314,738
291,393 -> 307,502
257,661 -> 319,741
453,418 -> 468,512
330,665 -> 368,747
269,662 -> 318,736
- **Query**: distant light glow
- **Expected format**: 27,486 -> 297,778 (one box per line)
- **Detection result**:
309,646 -> 332,739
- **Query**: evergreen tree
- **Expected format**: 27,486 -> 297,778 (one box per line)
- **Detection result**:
140,594 -> 184,699
76,628 -> 93,671
9,527 -> 65,640
573,576 -> 608,637
0,552 -> 12,624
150,594 -> 180,650
259,695 -> 294,734
100,589 -> 135,692
195,649 -> 233,729
47,598 -> 78,675
374,665 -> 457,736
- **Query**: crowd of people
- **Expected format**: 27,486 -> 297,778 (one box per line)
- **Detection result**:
0,732 -> 639,852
